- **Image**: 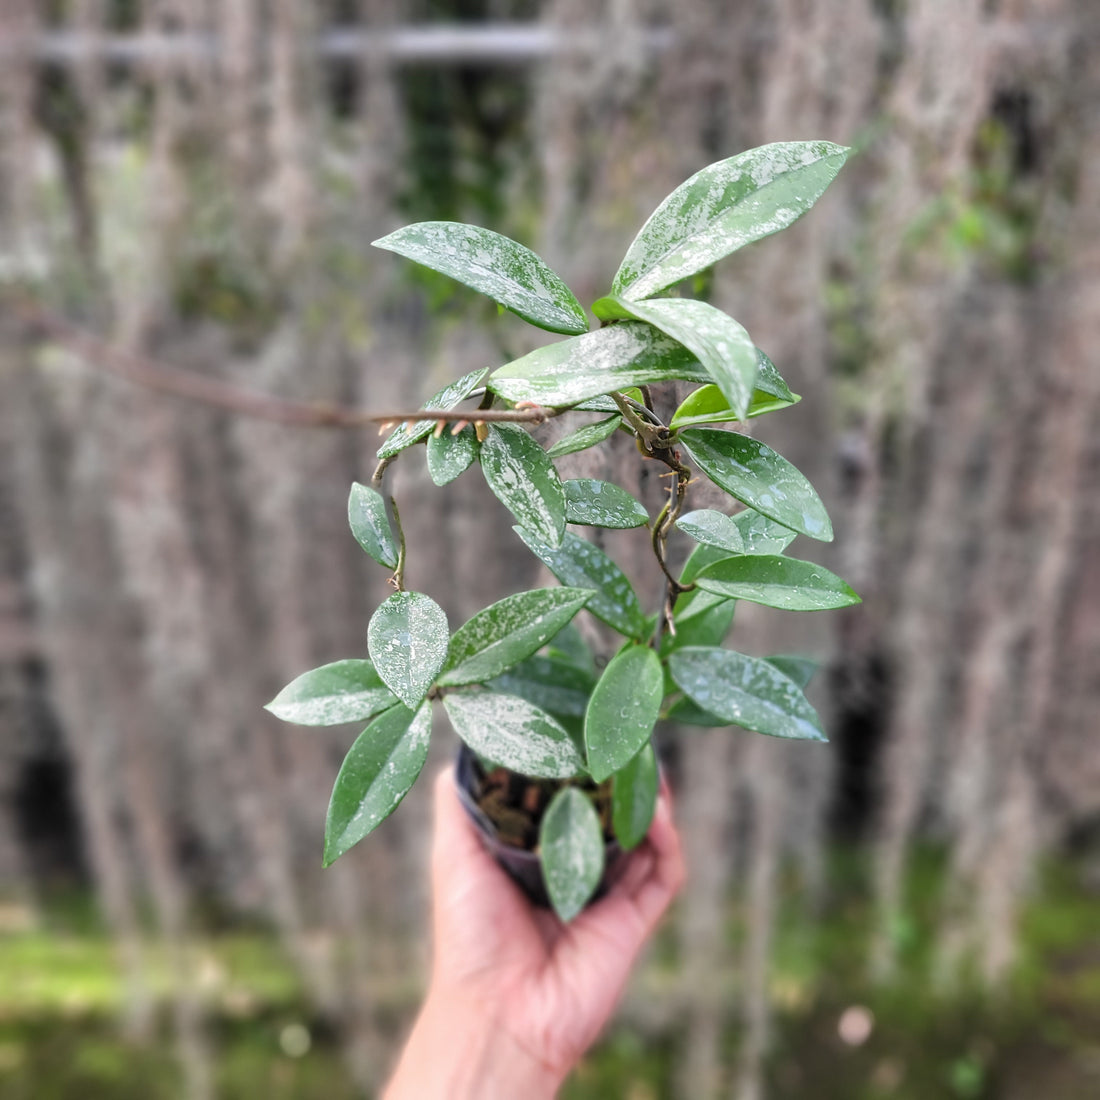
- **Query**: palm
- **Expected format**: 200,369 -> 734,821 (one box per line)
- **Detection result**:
430,770 -> 683,1074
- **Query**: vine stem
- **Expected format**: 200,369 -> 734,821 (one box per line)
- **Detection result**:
612,385 -> 694,649
390,496 -> 407,592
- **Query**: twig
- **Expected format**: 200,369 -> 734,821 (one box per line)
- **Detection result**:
7,298 -> 556,429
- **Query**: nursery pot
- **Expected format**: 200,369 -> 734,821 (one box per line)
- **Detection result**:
454,743 -> 628,910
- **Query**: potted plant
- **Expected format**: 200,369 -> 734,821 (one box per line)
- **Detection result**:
265,141 -> 858,922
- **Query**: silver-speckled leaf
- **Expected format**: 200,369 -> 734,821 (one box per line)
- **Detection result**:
377,367 -> 489,459
489,323 -> 709,407
514,527 -> 646,639
593,296 -> 758,420
348,483 -> 398,569
427,425 -> 479,486
547,415 -> 622,459
675,509 -> 745,554
732,508 -> 798,555
612,141 -> 851,299
372,221 -> 588,335
694,554 -> 861,611
564,479 -> 649,529
540,787 -> 605,922
679,428 -> 833,542
439,587 -> 593,686
443,691 -> 585,778
323,701 -> 432,866
669,646 -> 826,741
367,592 -> 449,708
265,659 -> 396,726
612,741 -> 658,851
585,645 -> 663,782
480,423 -> 567,549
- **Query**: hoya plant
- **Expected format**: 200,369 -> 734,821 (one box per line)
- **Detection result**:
266,140 -> 858,922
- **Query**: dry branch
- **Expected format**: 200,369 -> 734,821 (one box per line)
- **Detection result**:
8,301 -> 555,428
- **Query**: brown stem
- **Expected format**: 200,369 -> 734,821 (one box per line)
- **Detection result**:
7,297 -> 558,429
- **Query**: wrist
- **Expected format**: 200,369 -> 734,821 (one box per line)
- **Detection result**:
384,985 -> 565,1100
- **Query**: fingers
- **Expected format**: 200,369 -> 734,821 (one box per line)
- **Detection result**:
430,766 -> 495,883
618,788 -> 686,933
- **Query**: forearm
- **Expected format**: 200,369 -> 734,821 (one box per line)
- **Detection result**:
383,988 -> 564,1100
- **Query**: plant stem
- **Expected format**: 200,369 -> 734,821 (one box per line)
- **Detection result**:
614,389 -> 695,648
371,456 -> 394,489
372,406 -> 558,425
6,295 -> 564,432
390,496 -> 407,592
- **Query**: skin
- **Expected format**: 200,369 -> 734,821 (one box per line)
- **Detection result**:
383,767 -> 686,1099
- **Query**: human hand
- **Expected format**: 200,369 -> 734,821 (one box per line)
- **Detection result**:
383,766 -> 685,1099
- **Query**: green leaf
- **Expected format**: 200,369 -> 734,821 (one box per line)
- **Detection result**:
544,622 -> 595,674
439,588 -> 593,686
540,787 -> 605,922
480,423 -> 566,549
585,645 -> 664,782
489,323 -> 709,407
547,415 -> 622,458
487,655 -> 595,718
754,348 -> 796,403
593,296 -> 758,419
612,742 -> 658,851
679,542 -> 729,586
671,543 -> 738,631
265,659 -> 396,726
673,348 -> 792,417
377,367 -> 489,459
733,508 -> 798,555
669,522 -> 789,634
367,592 -> 450,708
679,427 -> 833,541
666,695 -> 731,727
669,647 -> 827,740
612,141 -> 851,299
323,701 -> 432,866
564,479 -> 649,529
670,587 -> 732,630
372,221 -> 588,335
427,425 -> 478,486
348,483 -> 398,569
661,597 -> 735,655
572,388 -> 643,413
515,528 -> 647,639
675,509 -> 745,554
669,376 -> 799,430
443,691 -> 585,778
694,554 -> 861,611
765,654 -> 818,689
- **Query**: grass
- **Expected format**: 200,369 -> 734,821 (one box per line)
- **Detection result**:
1,849 -> 1098,1098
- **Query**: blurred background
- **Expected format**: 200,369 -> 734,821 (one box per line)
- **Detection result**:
1,1 -> 1099,1098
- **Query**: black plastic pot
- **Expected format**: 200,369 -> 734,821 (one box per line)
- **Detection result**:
454,744 -> 627,910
